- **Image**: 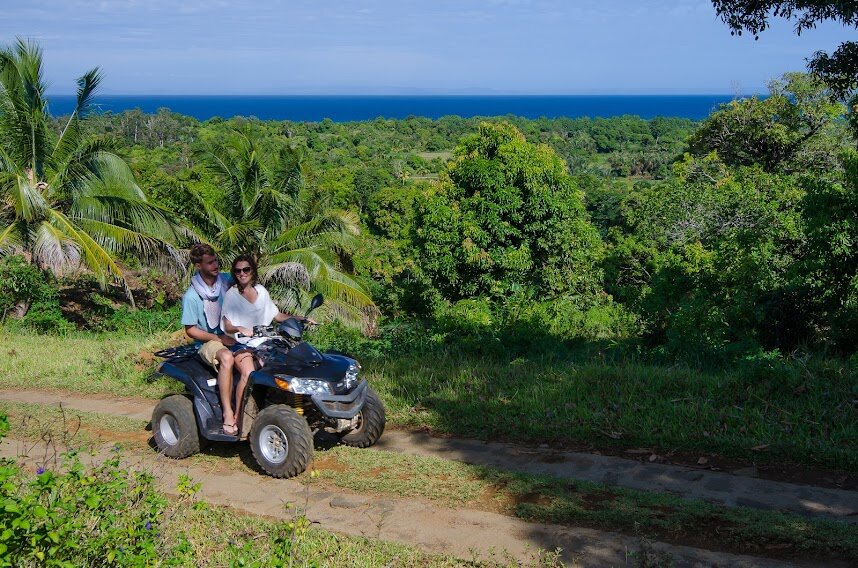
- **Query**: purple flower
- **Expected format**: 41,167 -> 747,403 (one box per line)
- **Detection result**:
145,522 -> 152,531
36,466 -> 45,475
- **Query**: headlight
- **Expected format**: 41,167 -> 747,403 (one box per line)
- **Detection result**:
343,364 -> 359,390
274,376 -> 333,395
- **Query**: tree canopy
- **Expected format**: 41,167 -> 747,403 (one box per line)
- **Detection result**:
415,121 -> 604,301
686,72 -> 844,172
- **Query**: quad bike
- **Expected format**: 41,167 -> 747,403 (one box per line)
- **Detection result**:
150,294 -> 385,478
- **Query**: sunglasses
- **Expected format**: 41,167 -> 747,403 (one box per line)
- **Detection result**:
233,266 -> 253,274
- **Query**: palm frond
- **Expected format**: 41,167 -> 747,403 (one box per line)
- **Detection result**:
43,209 -> 132,301
215,219 -> 261,257
73,216 -> 187,277
9,176 -> 48,222
271,144 -> 305,198
31,220 -> 81,273
49,142 -> 133,201
197,138 -> 248,214
272,210 -> 360,252
258,261 -> 311,290
0,39 -> 50,180
249,185 -> 297,237
55,66 -> 102,154
0,220 -> 24,253
176,181 -> 232,238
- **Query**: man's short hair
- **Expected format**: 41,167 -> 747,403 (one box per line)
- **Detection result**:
190,243 -> 216,265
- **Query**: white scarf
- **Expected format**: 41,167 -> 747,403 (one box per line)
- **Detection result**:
191,272 -> 227,330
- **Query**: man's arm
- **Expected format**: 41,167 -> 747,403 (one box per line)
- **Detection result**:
185,325 -> 236,346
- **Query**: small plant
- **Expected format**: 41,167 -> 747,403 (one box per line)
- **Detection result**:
0,255 -> 72,334
0,451 -> 193,566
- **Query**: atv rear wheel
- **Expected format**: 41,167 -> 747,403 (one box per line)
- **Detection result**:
249,405 -> 313,478
152,394 -> 202,458
339,387 -> 386,448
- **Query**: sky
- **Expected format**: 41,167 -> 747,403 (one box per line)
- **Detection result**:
1,0 -> 853,95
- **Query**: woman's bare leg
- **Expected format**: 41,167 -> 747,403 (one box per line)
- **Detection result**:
233,352 -> 255,433
216,349 -> 237,433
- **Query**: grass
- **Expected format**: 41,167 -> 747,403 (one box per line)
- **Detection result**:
3,399 -> 856,564
360,348 -> 858,471
0,330 -> 178,399
2,327 -> 856,472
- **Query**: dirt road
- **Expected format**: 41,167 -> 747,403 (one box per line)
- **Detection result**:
2,388 -> 853,567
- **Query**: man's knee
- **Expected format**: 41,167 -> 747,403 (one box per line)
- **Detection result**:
217,349 -> 234,367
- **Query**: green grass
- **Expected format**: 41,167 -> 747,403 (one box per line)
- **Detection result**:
362,349 -> 858,471
0,400 -> 149,449
2,328 -> 856,472
0,330 -> 178,399
4,399 -> 856,563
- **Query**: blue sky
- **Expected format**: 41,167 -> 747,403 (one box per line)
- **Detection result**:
1,1 -> 852,95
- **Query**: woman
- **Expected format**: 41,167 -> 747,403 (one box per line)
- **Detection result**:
221,255 -> 312,434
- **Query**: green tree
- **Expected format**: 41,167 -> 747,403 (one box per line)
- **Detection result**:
797,150 -> 858,351
414,121 -> 604,300
196,128 -> 375,324
614,154 -> 808,353
0,39 -> 183,303
687,73 -> 844,173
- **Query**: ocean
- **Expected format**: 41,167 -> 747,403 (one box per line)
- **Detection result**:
45,94 -> 743,122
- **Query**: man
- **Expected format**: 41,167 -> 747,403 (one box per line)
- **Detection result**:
181,243 -> 239,435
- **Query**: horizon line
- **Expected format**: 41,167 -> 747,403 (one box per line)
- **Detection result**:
44,92 -> 763,97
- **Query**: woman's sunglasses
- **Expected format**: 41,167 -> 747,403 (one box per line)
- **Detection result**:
233,266 -> 253,274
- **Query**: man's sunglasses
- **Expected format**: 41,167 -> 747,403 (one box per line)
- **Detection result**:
233,266 -> 253,274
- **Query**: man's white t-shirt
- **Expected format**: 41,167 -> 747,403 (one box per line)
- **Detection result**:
221,285 -> 279,340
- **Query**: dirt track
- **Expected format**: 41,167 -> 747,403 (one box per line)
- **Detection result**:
2,388 -> 854,567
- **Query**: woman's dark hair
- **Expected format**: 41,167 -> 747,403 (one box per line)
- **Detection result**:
231,254 -> 258,290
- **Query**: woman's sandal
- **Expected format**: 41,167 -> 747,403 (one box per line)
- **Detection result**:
222,421 -> 238,435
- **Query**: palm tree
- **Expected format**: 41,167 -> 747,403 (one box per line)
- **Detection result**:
195,128 -> 376,327
0,39 -> 185,304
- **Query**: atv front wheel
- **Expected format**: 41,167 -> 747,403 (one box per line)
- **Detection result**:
340,387 -> 386,448
152,394 -> 202,458
249,405 -> 313,478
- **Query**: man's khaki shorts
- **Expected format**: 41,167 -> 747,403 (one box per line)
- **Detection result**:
198,339 -> 228,368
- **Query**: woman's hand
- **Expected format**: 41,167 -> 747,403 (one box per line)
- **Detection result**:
237,326 -> 254,337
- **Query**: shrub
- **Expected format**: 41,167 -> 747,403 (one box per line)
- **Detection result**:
0,256 -> 72,335
0,256 -> 52,318
0,452 -> 185,566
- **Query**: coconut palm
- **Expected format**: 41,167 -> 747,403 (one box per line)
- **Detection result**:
195,128 -> 376,327
0,39 -> 185,303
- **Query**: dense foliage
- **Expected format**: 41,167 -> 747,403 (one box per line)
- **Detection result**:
0,43 -> 854,360
416,122 -> 603,299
